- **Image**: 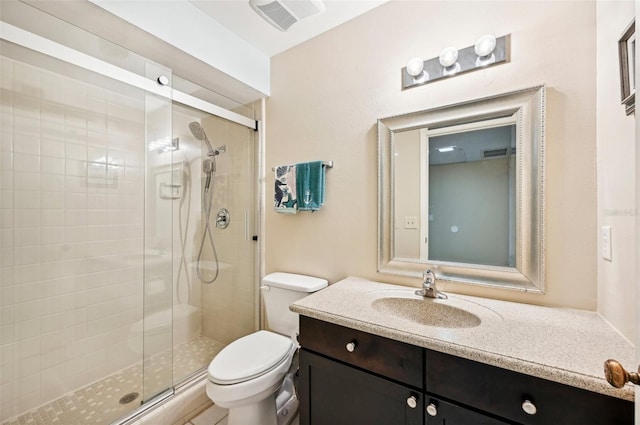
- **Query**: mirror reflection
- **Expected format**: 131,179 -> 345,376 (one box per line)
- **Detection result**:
378,86 -> 545,291
394,121 -> 516,268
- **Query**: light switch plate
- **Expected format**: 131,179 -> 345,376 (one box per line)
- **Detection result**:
404,216 -> 418,229
601,225 -> 612,261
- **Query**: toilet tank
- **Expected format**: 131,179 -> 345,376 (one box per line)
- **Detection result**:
262,272 -> 328,339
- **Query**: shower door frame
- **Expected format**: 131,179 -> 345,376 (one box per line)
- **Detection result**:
0,22 -> 258,132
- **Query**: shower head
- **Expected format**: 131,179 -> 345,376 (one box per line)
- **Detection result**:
189,122 -> 215,156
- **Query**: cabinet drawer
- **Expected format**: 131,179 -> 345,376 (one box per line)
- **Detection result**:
426,350 -> 634,425
424,396 -> 509,425
299,316 -> 424,388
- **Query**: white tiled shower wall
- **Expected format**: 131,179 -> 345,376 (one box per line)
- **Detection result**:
0,56 -> 147,421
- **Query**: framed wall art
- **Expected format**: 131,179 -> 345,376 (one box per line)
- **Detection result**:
618,19 -> 635,115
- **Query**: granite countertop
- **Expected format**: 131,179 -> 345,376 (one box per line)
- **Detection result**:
290,276 -> 636,401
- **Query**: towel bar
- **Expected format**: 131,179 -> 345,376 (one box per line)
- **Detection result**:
272,161 -> 333,171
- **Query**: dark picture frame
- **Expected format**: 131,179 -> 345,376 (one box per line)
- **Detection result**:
618,19 -> 635,115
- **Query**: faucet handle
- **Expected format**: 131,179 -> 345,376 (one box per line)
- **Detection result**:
417,269 -> 448,299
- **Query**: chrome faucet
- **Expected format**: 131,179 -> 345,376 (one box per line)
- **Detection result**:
415,269 -> 447,299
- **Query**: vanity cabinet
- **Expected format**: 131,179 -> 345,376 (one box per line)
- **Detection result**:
427,350 -> 634,425
423,396 -> 509,425
299,350 -> 423,425
298,315 -> 423,425
298,316 -> 634,425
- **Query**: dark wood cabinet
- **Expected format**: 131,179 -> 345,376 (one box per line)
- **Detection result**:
298,315 -> 423,388
426,350 -> 634,425
298,316 -> 634,425
299,349 -> 423,425
423,396 -> 510,425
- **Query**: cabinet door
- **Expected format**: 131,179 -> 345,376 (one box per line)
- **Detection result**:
426,350 -> 634,425
299,349 -> 423,425
424,396 -> 510,425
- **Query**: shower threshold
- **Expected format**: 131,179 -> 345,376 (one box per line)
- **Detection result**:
2,336 -> 224,425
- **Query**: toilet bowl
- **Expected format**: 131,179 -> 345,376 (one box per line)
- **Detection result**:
206,272 -> 328,425
206,331 -> 296,425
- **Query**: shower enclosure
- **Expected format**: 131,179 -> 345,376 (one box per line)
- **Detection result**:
0,3 -> 259,424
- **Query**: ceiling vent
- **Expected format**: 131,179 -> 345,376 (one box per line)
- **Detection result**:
482,147 -> 516,159
250,0 -> 326,32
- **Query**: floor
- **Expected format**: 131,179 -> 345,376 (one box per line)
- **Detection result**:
188,404 -> 228,425
2,336 -> 224,425
188,405 -> 300,425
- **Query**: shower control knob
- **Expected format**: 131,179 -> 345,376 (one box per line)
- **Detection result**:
406,395 -> 417,409
345,341 -> 357,352
216,208 -> 230,229
522,400 -> 537,415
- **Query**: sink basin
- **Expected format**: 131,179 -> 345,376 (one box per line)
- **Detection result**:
371,297 -> 482,329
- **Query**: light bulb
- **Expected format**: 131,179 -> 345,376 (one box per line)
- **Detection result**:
439,47 -> 458,68
406,57 -> 424,77
474,34 -> 497,57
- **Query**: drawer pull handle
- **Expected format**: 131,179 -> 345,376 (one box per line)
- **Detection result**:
522,400 -> 537,415
406,395 -> 417,409
345,341 -> 357,352
426,403 -> 438,416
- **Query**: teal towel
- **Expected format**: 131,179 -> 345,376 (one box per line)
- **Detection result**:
296,161 -> 325,211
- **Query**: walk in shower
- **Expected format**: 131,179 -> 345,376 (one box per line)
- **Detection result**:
0,3 -> 259,424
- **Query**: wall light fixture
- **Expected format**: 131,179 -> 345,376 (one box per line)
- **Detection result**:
402,34 -> 510,90
474,34 -> 497,66
439,46 -> 460,76
406,56 -> 429,84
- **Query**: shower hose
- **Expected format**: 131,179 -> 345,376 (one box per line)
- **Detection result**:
196,170 -> 220,284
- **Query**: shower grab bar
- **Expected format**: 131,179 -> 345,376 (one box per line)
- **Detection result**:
271,160 -> 333,171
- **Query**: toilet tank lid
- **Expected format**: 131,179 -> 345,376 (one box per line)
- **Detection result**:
262,272 -> 328,292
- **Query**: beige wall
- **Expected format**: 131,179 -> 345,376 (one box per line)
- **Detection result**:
393,129 -> 421,259
596,1 -> 636,342
266,0 -> 599,310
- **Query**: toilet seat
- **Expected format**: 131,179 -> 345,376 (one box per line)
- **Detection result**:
208,330 -> 294,385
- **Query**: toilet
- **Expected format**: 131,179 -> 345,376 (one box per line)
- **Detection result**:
206,272 -> 328,425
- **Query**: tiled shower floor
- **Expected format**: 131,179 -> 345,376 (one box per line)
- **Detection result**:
2,336 -> 225,425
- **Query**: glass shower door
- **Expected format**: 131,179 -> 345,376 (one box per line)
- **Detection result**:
141,65 -> 175,403
0,4 -> 176,422
1,4 -> 260,424
170,95 -> 258,385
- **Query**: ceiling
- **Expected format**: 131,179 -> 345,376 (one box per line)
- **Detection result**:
189,0 -> 388,57
10,0 -> 389,104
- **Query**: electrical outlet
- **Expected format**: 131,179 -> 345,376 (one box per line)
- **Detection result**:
404,216 -> 418,229
601,225 -> 612,261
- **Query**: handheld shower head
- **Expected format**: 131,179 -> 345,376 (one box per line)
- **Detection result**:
202,158 -> 214,191
189,122 -> 215,156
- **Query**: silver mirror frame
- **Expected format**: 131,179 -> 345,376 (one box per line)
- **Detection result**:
377,86 -> 545,292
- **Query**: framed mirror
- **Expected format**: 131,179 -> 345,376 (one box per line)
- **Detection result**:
377,86 -> 545,292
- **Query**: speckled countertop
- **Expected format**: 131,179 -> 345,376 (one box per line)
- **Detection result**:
290,276 -> 636,401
